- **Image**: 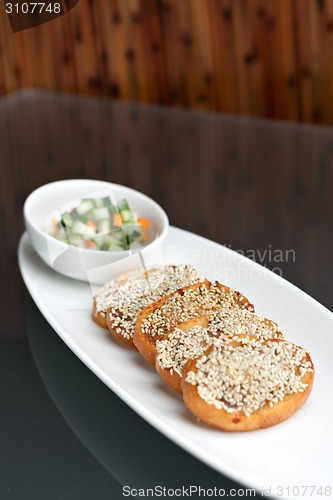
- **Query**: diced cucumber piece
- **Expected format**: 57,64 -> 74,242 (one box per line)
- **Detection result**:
55,227 -> 67,242
95,198 -> 104,208
97,219 -> 111,234
108,242 -> 125,252
70,209 -> 80,221
69,234 -> 83,246
123,227 -> 140,242
131,211 -> 138,223
81,198 -> 96,205
106,234 -> 124,251
80,214 -> 89,224
71,220 -> 87,235
76,200 -> 94,215
117,199 -> 130,212
123,211 -> 137,223
83,226 -> 96,240
102,196 -> 112,207
110,229 -> 124,241
124,234 -> 131,248
120,209 -> 134,223
93,234 -> 107,247
92,207 -> 110,221
122,222 -> 134,228
61,212 -> 73,228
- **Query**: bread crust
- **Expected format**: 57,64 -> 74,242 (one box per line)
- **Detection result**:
181,338 -> 314,432
106,311 -> 137,347
92,268 -> 145,330
92,299 -> 109,329
155,316 -> 210,393
134,280 -> 254,365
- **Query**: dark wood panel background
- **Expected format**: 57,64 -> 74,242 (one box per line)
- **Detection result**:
2,0 -> 333,124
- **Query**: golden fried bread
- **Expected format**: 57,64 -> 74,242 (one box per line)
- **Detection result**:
134,281 -> 254,365
106,265 -> 204,347
182,336 -> 314,432
92,262 -> 314,433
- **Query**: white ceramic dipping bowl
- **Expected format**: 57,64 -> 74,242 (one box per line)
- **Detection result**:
24,179 -> 169,284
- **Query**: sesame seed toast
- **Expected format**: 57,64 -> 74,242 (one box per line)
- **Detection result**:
155,316 -> 210,393
92,268 -> 149,329
134,281 -> 255,365
182,336 -> 314,432
92,265 -> 315,432
155,306 -> 285,393
105,264 -> 205,347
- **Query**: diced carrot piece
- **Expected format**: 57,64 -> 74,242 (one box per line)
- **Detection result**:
113,213 -> 122,227
138,217 -> 150,241
52,219 -> 59,236
86,240 -> 97,249
137,217 -> 149,226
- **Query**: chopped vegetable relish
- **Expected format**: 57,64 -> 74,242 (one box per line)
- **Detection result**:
48,197 -> 150,251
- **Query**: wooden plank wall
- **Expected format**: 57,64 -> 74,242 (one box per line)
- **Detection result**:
1,0 -> 333,124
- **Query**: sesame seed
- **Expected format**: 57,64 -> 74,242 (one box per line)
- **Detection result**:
156,325 -> 214,376
209,308 -> 285,340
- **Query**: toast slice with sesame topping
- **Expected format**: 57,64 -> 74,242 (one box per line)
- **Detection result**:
92,268 -> 145,329
155,316 -> 211,393
155,306 -> 285,393
105,264 -> 205,347
182,336 -> 314,431
134,281 -> 255,365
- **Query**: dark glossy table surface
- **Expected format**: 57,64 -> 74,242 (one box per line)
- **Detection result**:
1,91 -> 332,500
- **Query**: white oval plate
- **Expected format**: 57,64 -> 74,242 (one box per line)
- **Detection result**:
18,229 -> 333,500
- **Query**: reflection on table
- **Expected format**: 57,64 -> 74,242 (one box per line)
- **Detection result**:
28,301 -> 261,498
